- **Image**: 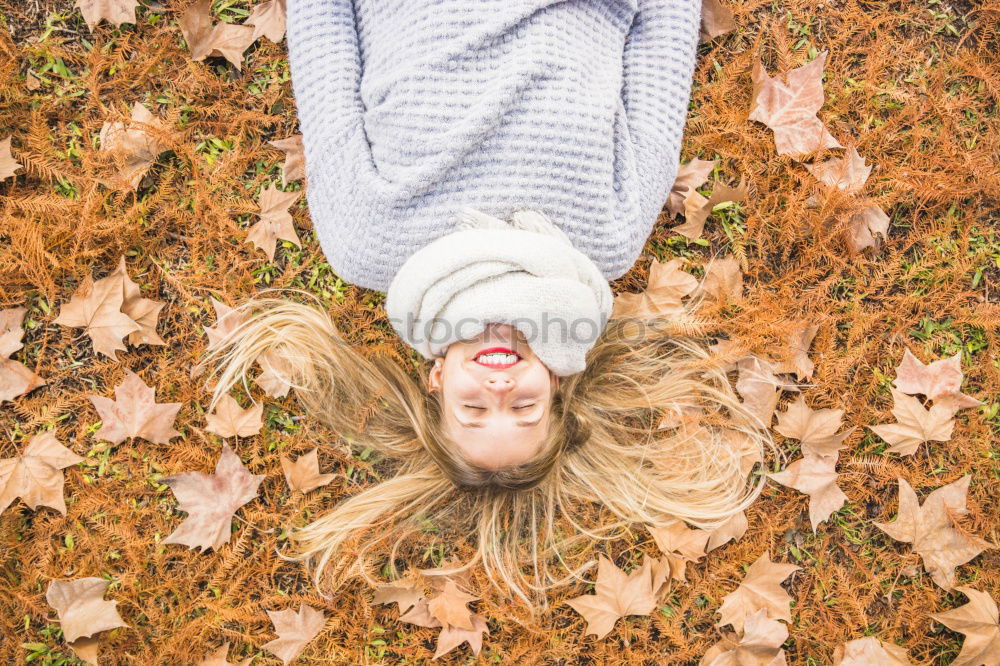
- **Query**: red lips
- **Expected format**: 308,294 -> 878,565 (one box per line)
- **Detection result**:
474,347 -> 521,369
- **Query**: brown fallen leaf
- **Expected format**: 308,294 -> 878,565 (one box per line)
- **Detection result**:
108,257 -> 166,347
0,307 -> 45,403
67,636 -> 99,666
700,0 -> 736,42
280,448 -> 336,493
699,256 -> 744,303
768,452 -> 847,532
735,357 -> 782,427
668,158 -> 718,217
873,476 -> 992,591
706,511 -> 749,552
262,603 -> 326,666
649,517 -> 709,583
774,394 -> 855,458
672,178 -> 749,240
162,444 -> 264,553
0,431 -> 83,515
199,641 -> 252,666
929,586 -> 1000,666
1,136 -> 22,181
612,258 -> 697,319
89,370 -> 182,445
715,551 -> 799,633
256,349 -> 293,397
434,614 -> 489,660
748,51 -> 843,157
75,0 -> 139,30
846,204 -> 890,253
772,324 -> 818,381
205,394 -> 264,438
247,0 -> 286,43
204,297 -> 247,351
54,273 -> 141,360
868,389 -> 954,456
398,597 -> 443,628
700,608 -> 788,666
565,556 -> 657,639
892,348 -> 982,414
831,635 -> 912,666
99,102 -> 169,190
246,185 -> 302,261
805,147 -> 890,253
46,577 -> 128,643
427,580 -> 478,631
269,134 -> 305,186
179,0 -> 257,70
373,576 -> 425,615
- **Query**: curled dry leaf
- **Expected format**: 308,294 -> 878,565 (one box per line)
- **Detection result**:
892,348 -> 981,414
179,0 -> 257,70
715,551 -> 799,633
373,576 -> 425,615
768,452 -> 847,532
873,476 -> 993,591
612,258 -> 697,319
565,556 -> 657,640
67,636 -> 99,666
75,0 -> 140,30
108,257 -> 166,347
0,136 -> 22,180
89,370 -> 182,445
735,357 -> 782,428
706,511 -> 749,552
668,158 -> 718,216
831,636 -> 912,666
246,185 -> 302,261
205,394 -> 264,438
700,0 -> 736,42
774,394 -> 855,458
269,134 -> 305,186
262,603 -> 326,666
0,430 -> 83,515
46,577 -> 127,643
247,0 -> 287,43
772,324 -> 818,381
162,445 -> 264,552
0,307 -> 45,403
806,146 -> 890,253
280,448 -> 336,493
929,586 -> 1000,666
748,51 -> 843,157
700,608 -> 788,666
99,103 -> 169,190
672,178 -> 749,240
649,517 -> 709,583
868,389 -> 955,456
434,614 -> 489,660
199,641 -> 253,666
398,597 -> 442,628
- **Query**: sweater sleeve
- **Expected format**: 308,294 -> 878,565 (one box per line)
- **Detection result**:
286,0 -> 366,150
620,0 -> 702,219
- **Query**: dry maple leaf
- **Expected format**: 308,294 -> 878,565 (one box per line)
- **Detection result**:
427,580 -> 478,631
768,452 -> 847,532
269,134 -> 305,186
701,608 -> 788,666
262,603 -> 326,666
612,258 -> 697,319
672,178 -> 749,240
806,146 -> 872,194
565,556 -> 657,639
245,185 -> 302,261
399,597 -> 443,628
0,431 -> 83,515
247,0 -> 286,43
162,444 -> 264,553
205,394 -> 264,438
868,389 -> 955,456
199,641 -> 252,666
772,324 -> 818,381
0,307 -> 45,403
715,551 -> 800,633
831,636 -> 912,666
54,274 -> 141,360
89,370 -> 182,445
67,636 -> 99,666
280,448 -> 336,493
99,102 -> 169,190
700,0 -> 736,42
892,348 -> 981,414
748,51 -> 843,157
373,576 -> 425,615
75,0 -> 139,30
649,517 -> 709,582
774,395 -> 855,458
873,476 -> 993,591
179,0 -> 257,70
845,204 -> 890,253
699,255 -> 744,303
706,511 -> 749,552
256,349 -> 293,397
204,297 -> 247,351
668,158 -> 718,217
929,586 -> 1000,666
1,136 -> 22,180
434,614 -> 489,660
735,357 -> 782,427
108,257 -> 166,347
46,577 -> 127,643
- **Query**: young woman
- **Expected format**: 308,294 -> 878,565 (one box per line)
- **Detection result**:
207,0 -> 775,606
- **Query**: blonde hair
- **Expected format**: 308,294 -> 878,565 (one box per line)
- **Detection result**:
202,294 -> 780,608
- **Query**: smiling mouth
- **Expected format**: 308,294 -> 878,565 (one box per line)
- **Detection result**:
474,347 -> 522,369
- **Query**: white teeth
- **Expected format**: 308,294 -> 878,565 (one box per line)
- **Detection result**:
477,353 -> 517,364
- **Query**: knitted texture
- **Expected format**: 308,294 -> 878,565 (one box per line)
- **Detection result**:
286,0 -> 702,293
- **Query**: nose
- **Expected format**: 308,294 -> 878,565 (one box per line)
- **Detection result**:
483,375 -> 514,396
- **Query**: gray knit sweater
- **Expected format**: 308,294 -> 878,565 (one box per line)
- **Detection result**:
286,0 -> 701,293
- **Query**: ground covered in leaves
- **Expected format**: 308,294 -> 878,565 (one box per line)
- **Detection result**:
1,0 -> 998,664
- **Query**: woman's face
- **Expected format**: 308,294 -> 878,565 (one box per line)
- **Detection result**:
428,323 -> 559,470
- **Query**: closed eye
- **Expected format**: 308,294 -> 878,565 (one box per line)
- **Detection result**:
463,404 -> 486,410
513,403 -> 536,410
